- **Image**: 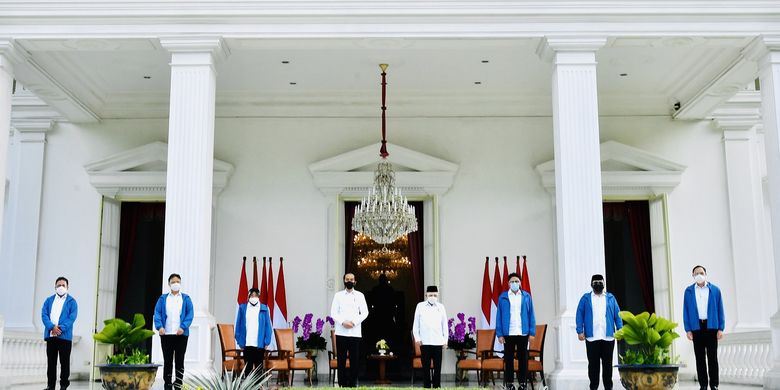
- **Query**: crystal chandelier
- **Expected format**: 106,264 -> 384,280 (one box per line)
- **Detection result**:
353,233 -> 412,280
352,64 -> 418,244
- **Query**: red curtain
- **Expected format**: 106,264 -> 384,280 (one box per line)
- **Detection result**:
603,201 -> 655,313
406,201 -> 424,302
344,202 -> 358,275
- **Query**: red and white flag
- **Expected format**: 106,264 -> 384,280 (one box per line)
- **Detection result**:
516,256 -> 521,275
260,257 -> 268,304
274,257 -> 289,329
267,258 -> 277,351
521,256 -> 532,296
480,257 -> 492,329
492,258 -> 504,353
252,256 -> 259,290
237,257 -> 249,306
502,256 -> 509,292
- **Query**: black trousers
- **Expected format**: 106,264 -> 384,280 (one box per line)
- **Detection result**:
336,335 -> 360,387
693,321 -> 719,390
243,346 -> 265,375
420,345 -> 443,388
503,335 -> 529,387
585,339 -> 615,390
46,338 -> 72,390
161,335 -> 189,388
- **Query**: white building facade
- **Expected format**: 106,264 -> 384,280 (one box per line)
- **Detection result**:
0,1 -> 779,389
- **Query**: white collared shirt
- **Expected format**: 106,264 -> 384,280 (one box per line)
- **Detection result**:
412,301 -> 448,346
165,293 -> 183,334
508,290 -> 524,336
330,289 -> 369,337
695,282 -> 709,320
245,303 -> 261,347
49,294 -> 67,336
587,292 -> 613,342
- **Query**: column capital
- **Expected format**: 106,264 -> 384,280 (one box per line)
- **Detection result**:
159,36 -> 230,66
11,119 -> 53,142
743,35 -> 780,66
535,36 -> 607,64
0,39 -> 20,75
710,91 -> 763,134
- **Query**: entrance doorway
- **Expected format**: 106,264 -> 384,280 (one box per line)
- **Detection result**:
115,202 -> 166,353
602,201 -> 655,314
344,201 -> 424,381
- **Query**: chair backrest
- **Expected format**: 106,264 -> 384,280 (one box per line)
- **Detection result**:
330,328 -> 338,355
476,329 -> 496,355
275,328 -> 295,353
530,324 -> 547,355
411,330 -> 421,357
217,324 -> 236,359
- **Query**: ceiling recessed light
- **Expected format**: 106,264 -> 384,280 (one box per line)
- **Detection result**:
619,73 -> 628,77
143,76 -> 151,79
481,60 -> 489,63
289,82 -> 297,85
474,81 -> 482,85
282,60 -> 290,64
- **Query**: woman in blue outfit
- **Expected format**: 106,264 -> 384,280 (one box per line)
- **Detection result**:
234,288 -> 273,374
153,273 -> 194,390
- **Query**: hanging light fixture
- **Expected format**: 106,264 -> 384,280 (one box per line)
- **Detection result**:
352,64 -> 418,245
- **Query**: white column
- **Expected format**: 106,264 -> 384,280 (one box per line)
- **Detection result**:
536,37 -> 607,390
712,104 -> 773,331
746,35 -> 780,389
0,42 -> 14,247
154,37 -> 228,375
1,120 -> 52,330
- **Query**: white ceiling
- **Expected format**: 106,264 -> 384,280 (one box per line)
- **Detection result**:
13,36 -> 754,120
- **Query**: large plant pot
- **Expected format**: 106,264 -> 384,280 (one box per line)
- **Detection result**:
97,364 -> 160,390
616,364 -> 680,390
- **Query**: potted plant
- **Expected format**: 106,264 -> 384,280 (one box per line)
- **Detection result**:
375,339 -> 390,355
93,313 -> 158,390
291,314 -> 332,382
447,313 -> 476,382
613,311 -> 681,390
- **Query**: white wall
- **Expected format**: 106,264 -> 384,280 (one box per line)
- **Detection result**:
22,114 -> 742,379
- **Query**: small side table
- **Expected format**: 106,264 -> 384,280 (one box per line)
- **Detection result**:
368,354 -> 398,384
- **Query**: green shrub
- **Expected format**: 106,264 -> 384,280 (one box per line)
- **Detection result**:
93,313 -> 155,365
613,311 -> 680,365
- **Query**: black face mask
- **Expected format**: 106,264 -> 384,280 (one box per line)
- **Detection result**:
345,281 -> 355,290
592,283 -> 604,294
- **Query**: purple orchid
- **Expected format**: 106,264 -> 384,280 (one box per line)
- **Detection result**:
457,312 -> 465,322
468,316 -> 476,334
326,316 -> 335,326
292,316 -> 302,333
316,318 -> 325,334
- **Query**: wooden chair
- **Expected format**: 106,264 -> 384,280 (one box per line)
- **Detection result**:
527,324 -> 548,390
216,324 -> 243,374
455,329 -> 495,385
274,328 -> 314,386
328,329 -> 350,385
410,331 -> 425,385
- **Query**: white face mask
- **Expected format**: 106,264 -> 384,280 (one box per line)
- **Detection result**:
694,274 -> 706,284
55,286 -> 67,296
427,296 -> 438,304
170,282 -> 181,292
249,297 -> 260,305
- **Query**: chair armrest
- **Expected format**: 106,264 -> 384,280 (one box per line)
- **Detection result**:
293,350 -> 312,357
224,348 -> 243,355
460,350 -> 478,357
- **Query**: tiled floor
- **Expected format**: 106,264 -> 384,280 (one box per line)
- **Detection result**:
9,381 -> 763,389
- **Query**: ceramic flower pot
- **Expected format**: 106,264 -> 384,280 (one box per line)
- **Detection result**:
616,364 -> 680,390
96,364 -> 160,390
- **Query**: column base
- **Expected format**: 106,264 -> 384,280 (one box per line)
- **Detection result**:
151,311 -> 216,382
764,312 -> 780,389
548,312 -> 590,390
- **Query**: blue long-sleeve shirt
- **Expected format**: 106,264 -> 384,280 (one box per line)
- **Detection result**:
234,303 -> 273,349
495,290 -> 537,337
683,283 -> 725,332
153,293 -> 194,336
41,294 -> 78,341
575,292 -> 623,338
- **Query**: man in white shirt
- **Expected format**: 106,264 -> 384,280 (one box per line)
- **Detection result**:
412,285 -> 448,388
683,265 -> 725,390
330,273 -> 369,387
576,274 -> 623,390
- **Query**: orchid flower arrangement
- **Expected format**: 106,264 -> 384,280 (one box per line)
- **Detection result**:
291,314 -> 334,351
447,312 -> 477,350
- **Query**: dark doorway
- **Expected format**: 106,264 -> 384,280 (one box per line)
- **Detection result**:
345,201 -> 424,382
602,201 -> 655,315
115,202 -> 166,354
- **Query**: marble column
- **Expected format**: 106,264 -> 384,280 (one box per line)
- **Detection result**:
536,37 -> 607,390
0,42 -> 14,246
745,35 -> 780,389
2,120 -> 53,330
155,37 -> 229,375
712,96 -> 774,331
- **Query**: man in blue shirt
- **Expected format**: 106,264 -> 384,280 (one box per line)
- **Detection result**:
576,274 -> 623,390
41,276 -> 78,390
683,265 -> 725,390
495,272 -> 536,390
153,273 -> 194,390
